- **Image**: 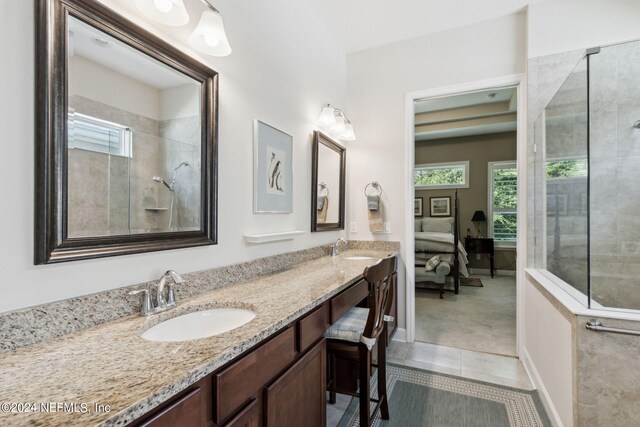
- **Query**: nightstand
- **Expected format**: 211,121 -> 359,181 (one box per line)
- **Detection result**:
464,237 -> 495,277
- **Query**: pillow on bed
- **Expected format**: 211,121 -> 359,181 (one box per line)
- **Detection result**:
421,217 -> 454,233
424,255 -> 440,271
415,219 -> 422,232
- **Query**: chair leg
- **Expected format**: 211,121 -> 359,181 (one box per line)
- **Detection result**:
378,328 -> 390,420
329,353 -> 336,404
359,346 -> 371,426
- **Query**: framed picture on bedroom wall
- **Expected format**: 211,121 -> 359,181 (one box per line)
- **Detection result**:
414,197 -> 423,217
430,196 -> 451,217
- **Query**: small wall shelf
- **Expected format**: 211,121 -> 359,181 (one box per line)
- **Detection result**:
145,207 -> 168,212
243,230 -> 305,244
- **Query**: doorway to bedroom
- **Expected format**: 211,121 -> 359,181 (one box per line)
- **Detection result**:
410,84 -> 519,357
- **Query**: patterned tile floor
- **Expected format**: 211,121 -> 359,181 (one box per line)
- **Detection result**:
327,340 -> 533,426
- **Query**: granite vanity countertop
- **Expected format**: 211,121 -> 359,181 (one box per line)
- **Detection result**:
0,249 -> 394,427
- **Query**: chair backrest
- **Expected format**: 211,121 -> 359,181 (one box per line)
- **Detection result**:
362,254 -> 397,342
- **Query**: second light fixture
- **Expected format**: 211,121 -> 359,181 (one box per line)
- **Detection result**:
318,104 -> 356,142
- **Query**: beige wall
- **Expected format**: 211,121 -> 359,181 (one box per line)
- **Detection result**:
415,132 -> 517,271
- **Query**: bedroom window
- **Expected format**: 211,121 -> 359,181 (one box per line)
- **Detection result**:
68,110 -> 133,158
414,161 -> 469,189
489,161 -> 517,246
546,158 -> 587,179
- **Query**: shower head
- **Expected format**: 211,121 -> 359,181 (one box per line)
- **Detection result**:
174,161 -> 190,171
152,176 -> 172,191
634,120 -> 640,129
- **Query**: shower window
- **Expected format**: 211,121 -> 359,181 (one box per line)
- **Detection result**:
546,158 -> 588,179
68,111 -> 133,158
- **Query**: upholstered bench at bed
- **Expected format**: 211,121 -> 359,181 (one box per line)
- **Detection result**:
415,260 -> 451,299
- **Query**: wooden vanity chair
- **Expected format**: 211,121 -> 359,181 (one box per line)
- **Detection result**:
325,254 -> 396,426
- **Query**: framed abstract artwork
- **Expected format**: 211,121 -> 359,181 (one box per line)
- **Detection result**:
254,120 -> 293,213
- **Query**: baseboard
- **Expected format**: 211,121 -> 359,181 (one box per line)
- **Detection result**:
391,328 -> 407,342
468,268 -> 516,277
520,347 -> 564,427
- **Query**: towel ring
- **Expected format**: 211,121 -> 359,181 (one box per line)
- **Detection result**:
364,181 -> 383,197
318,182 -> 329,197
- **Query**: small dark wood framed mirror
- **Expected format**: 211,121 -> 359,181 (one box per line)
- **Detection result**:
35,0 -> 218,264
311,131 -> 346,232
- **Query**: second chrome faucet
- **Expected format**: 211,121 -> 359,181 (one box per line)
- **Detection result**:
130,270 -> 184,316
332,237 -> 348,257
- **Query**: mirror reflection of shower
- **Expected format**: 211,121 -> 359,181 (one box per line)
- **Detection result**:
152,161 -> 190,231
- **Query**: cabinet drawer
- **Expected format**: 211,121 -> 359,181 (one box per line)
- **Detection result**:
331,279 -> 368,323
213,326 -> 296,424
137,386 -> 203,427
296,304 -> 329,353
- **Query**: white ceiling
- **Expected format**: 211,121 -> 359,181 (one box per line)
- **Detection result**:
308,0 -> 546,53
415,87 -> 517,141
69,15 -> 194,90
415,87 -> 516,114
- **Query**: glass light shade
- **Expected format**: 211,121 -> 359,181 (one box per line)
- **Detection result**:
340,122 -> 356,141
135,0 -> 189,26
189,10 -> 232,56
318,105 -> 336,127
332,110 -> 346,133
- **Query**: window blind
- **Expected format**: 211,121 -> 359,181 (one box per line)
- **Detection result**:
490,163 -> 517,242
68,111 -> 132,157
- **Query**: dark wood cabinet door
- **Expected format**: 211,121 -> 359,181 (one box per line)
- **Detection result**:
222,398 -> 259,427
264,339 -> 326,427
213,327 -> 296,424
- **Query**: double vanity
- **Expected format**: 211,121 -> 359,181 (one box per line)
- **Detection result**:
19,2 -> 396,425
0,248 -> 397,426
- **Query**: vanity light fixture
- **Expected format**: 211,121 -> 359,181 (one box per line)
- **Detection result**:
136,0 -> 232,57
189,4 -> 232,57
317,104 -> 356,142
134,0 -> 190,26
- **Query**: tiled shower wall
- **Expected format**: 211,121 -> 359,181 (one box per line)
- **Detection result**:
68,96 -> 201,235
589,40 -> 640,310
160,116 -> 201,231
68,96 -> 165,236
528,45 -> 640,427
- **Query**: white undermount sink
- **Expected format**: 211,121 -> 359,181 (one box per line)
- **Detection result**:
141,308 -> 256,342
342,256 -> 379,261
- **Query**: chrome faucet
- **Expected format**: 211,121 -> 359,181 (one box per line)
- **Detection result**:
129,270 -> 184,316
332,237 -> 348,257
156,270 -> 184,309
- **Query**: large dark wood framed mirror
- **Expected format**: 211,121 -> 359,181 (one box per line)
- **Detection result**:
35,0 -> 218,264
311,131 -> 345,232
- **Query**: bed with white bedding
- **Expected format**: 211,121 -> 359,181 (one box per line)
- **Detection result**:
414,192 -> 469,294
415,231 -> 470,278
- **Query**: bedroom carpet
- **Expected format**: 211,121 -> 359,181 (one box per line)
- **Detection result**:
415,275 -> 516,356
336,363 -> 550,427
